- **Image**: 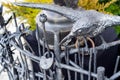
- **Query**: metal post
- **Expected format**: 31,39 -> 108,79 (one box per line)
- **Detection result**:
97,67 -> 105,80
54,32 -> 64,80
114,56 -> 120,74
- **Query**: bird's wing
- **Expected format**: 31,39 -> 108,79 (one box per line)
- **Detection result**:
14,2 -> 81,21
72,17 -> 92,32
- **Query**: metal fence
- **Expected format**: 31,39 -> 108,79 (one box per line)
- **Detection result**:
0,4 -> 120,80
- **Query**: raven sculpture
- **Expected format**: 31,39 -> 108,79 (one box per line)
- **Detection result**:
14,3 -> 120,44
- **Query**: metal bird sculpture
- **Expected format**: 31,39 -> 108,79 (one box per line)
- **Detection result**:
14,3 -> 120,45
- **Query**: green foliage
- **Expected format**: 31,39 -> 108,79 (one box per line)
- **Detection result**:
104,0 -> 120,34
3,0 -> 120,33
99,0 -> 112,3
105,1 -> 120,15
2,0 -> 53,30
78,0 -> 117,14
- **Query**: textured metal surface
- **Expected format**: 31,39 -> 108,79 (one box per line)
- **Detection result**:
14,3 -> 82,21
0,3 -> 120,80
14,3 -> 120,45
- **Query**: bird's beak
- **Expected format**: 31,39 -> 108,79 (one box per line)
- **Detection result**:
59,32 -> 74,46
59,35 -> 70,46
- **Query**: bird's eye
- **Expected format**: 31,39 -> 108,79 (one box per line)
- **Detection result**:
75,29 -> 82,35
77,29 -> 82,33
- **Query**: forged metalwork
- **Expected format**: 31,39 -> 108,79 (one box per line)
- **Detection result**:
0,3 -> 120,80
14,3 -> 120,45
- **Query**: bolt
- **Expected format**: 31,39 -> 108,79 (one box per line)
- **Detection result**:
39,14 -> 47,23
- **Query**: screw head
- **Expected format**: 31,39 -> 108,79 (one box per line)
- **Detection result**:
39,14 -> 47,23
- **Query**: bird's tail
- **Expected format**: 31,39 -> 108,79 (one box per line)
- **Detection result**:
104,15 -> 120,26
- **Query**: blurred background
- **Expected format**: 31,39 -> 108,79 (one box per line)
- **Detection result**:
0,0 -> 120,79
1,0 -> 120,32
